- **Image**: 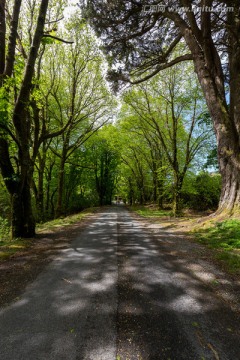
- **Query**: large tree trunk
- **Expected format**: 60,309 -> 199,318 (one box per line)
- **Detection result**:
218,153 -> 240,213
196,73 -> 240,214
218,5 -> 240,213
180,16 -> 240,214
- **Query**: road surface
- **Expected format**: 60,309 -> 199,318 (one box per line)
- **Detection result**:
0,207 -> 239,359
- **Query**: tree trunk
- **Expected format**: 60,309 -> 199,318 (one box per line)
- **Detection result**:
11,180 -> 35,238
218,158 -> 240,214
36,167 -> 44,221
45,160 -> 55,218
198,82 -> 240,214
128,177 -> 134,206
181,18 -> 240,214
55,154 -> 66,218
139,188 -> 144,205
157,178 -> 164,210
172,174 -> 183,216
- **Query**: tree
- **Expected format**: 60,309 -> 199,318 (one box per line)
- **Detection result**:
0,0 -> 74,236
43,22 -> 115,217
193,172 -> 222,210
84,126 -> 120,206
122,63 -> 212,214
83,0 -> 240,214
117,115 -> 156,205
0,0 -> 50,237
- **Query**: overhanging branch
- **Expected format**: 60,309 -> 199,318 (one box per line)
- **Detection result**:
45,17 -> 64,25
42,34 -> 74,44
130,54 -> 193,85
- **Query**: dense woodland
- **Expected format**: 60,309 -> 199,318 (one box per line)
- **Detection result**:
0,0 -> 238,239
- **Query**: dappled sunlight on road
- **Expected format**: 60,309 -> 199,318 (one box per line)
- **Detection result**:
0,207 -> 239,359
0,211 -> 118,360
116,208 -> 240,359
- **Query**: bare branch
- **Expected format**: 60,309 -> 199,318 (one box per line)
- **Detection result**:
45,16 -> 64,25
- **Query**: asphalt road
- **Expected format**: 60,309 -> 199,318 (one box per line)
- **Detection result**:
0,207 -> 239,359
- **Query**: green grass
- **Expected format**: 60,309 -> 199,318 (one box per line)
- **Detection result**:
37,207 -> 99,232
194,219 -> 240,273
194,219 -> 240,250
0,238 -> 32,260
129,205 -> 172,218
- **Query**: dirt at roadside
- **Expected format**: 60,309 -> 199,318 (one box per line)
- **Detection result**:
0,214 -> 98,308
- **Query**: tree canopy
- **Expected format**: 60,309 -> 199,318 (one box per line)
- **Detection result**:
0,0 -> 237,239
82,0 -> 240,214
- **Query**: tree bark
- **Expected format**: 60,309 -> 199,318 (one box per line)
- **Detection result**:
218,156 -> 240,213
176,8 -> 240,214
191,46 -> 240,213
172,174 -> 183,216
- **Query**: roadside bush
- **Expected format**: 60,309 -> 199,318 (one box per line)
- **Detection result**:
0,179 -> 11,241
182,172 -> 221,211
0,216 -> 10,241
0,178 -> 11,220
194,172 -> 221,210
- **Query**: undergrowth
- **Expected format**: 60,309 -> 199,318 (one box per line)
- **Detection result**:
0,238 -> 31,261
129,205 -> 172,217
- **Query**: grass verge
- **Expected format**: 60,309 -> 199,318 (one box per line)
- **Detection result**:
193,219 -> 240,274
129,205 -> 172,218
36,207 -> 99,233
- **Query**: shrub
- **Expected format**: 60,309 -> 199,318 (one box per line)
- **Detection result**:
182,172 -> 221,211
0,216 -> 10,241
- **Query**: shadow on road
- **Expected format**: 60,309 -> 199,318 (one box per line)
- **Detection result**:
116,207 -> 240,360
0,207 -> 239,359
